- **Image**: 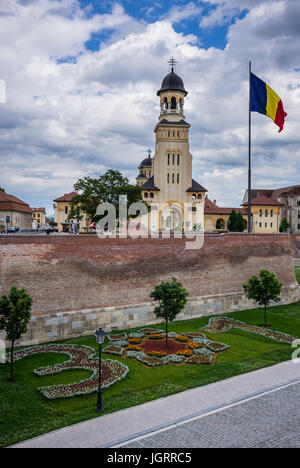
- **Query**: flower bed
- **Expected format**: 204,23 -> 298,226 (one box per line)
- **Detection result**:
11,344 -> 129,400
148,334 -> 164,340
104,327 -> 231,367
128,338 -> 142,345
147,350 -> 167,358
188,342 -> 201,350
103,344 -> 124,356
175,335 -> 189,343
126,345 -> 142,352
107,332 -> 128,341
176,349 -> 193,357
202,317 -> 297,344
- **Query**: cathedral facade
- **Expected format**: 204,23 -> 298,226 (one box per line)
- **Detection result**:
136,61 -> 207,231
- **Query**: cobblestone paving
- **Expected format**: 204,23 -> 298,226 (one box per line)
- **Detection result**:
123,382 -> 300,448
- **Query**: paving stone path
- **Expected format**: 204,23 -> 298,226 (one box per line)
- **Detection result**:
121,381 -> 300,448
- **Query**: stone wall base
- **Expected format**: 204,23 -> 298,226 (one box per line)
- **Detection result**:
11,284 -> 300,347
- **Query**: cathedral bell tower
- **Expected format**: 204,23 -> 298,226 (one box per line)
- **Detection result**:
137,59 -> 207,231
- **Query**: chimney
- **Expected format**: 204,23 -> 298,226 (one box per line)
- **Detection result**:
213,200 -> 216,206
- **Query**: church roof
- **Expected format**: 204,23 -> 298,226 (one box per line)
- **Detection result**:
158,119 -> 190,126
186,179 -> 207,193
141,176 -> 160,191
157,70 -> 188,96
138,156 -> 152,169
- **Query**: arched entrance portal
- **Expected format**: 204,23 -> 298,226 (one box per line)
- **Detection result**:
161,204 -> 183,231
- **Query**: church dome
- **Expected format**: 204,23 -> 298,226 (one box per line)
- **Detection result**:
157,70 -> 188,96
139,156 -> 152,169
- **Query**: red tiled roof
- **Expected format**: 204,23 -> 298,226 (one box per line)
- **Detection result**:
242,195 -> 284,207
205,197 -> 217,209
205,206 -> 247,215
53,191 -> 78,202
31,207 -> 46,213
0,190 -> 32,214
204,197 -> 247,214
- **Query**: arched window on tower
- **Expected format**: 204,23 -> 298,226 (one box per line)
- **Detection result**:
177,154 -> 180,165
167,153 -> 170,165
171,97 -> 177,110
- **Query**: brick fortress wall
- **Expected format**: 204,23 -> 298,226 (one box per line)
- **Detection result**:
0,234 -> 298,345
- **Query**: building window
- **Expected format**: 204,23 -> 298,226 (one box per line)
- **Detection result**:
177,174 -> 179,183
198,194 -> 202,200
259,222 -> 262,228
259,209 -> 262,217
171,97 -> 176,109
177,131 -> 180,138
177,154 -> 180,165
173,131 -> 175,137
168,131 -> 170,137
150,192 -> 154,198
167,153 -> 170,165
297,201 -> 300,206
265,209 -> 268,217
270,209 -> 273,217
144,192 -> 148,198
167,173 -> 170,183
172,174 -> 175,183
65,206 -> 68,215
271,223 -> 273,228
172,154 -> 175,165
265,222 -> 267,228
192,194 -> 196,200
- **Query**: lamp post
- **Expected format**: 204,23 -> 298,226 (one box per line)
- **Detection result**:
94,327 -> 106,413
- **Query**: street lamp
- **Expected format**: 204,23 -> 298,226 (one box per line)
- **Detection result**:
94,327 -> 106,413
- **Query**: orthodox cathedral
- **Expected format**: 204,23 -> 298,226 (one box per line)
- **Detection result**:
136,59 -> 207,231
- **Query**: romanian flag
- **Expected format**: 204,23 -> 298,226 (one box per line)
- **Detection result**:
250,72 -> 287,132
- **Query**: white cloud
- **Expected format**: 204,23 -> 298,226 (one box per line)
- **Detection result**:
163,2 -> 202,24
0,0 -> 300,213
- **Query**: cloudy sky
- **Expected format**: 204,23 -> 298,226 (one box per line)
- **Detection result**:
0,0 -> 299,214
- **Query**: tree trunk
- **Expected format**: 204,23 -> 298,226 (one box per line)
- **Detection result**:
10,341 -> 14,382
166,318 -> 168,349
264,304 -> 267,328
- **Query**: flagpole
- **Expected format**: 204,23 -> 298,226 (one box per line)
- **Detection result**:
248,60 -> 251,233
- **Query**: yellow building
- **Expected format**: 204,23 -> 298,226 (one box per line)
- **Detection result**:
204,198 -> 248,231
31,207 -> 46,229
53,191 -> 89,233
137,60 -> 207,231
241,196 -> 284,233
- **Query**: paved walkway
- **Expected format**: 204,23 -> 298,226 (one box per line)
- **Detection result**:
12,360 -> 300,448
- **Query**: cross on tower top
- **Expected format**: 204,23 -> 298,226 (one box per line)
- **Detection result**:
168,57 -> 177,73
147,148 -> 152,158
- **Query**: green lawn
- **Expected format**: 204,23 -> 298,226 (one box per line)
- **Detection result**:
1,299 -> 300,448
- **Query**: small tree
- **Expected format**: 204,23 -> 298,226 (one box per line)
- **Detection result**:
227,209 -> 237,232
279,217 -> 289,233
150,278 -> 189,347
243,270 -> 282,328
236,211 -> 246,232
0,286 -> 32,382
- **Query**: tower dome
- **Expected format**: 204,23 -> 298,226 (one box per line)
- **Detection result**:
157,70 -> 187,96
